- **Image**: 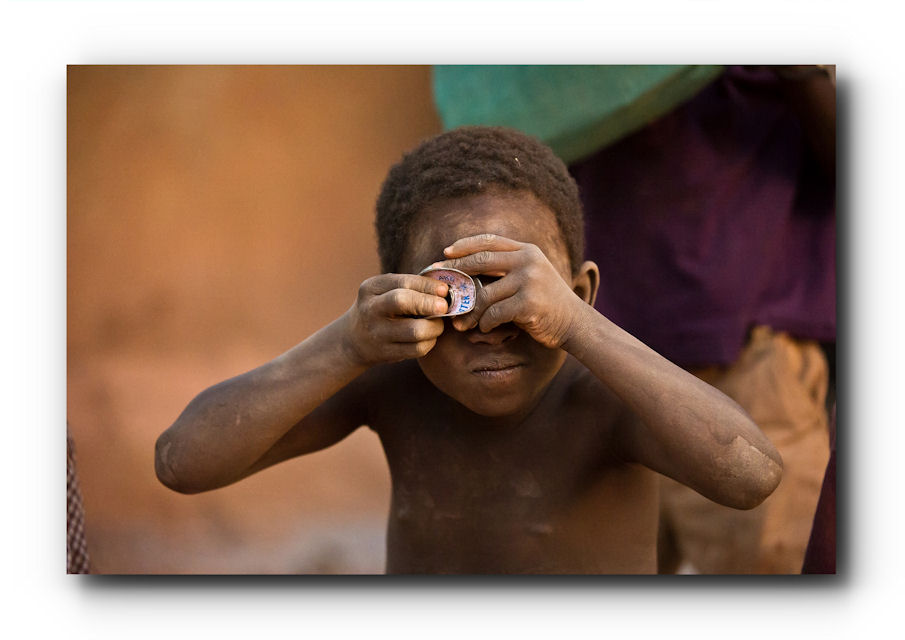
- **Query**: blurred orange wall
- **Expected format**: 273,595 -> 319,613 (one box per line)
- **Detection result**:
67,66 -> 442,573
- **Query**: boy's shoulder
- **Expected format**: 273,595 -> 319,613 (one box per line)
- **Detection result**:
552,355 -> 628,420
357,359 -> 431,395
352,359 -> 438,415
359,356 -> 634,471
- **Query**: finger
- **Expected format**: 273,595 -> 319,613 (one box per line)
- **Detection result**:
443,234 -> 524,258
476,295 -> 524,333
373,288 -> 449,318
363,273 -> 449,298
384,337 -> 440,361
451,275 -> 519,331
432,248 -> 522,278
383,317 -> 445,343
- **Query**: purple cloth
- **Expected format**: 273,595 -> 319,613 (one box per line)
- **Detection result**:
570,66 -> 835,367
802,404 -> 836,574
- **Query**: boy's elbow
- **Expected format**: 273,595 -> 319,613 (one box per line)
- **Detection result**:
155,431 -> 234,494
154,433 -> 200,494
703,432 -> 783,510
725,448 -> 784,510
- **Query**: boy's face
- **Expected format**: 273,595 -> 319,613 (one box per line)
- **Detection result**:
399,189 -> 574,419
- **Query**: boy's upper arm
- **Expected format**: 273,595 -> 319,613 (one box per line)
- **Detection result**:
237,368 -> 377,479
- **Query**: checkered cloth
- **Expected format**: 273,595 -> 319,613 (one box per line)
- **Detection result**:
67,430 -> 91,574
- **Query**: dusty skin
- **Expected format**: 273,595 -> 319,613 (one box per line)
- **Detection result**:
156,190 -> 782,574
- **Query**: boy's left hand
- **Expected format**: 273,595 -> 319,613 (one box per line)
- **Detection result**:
431,234 -> 588,349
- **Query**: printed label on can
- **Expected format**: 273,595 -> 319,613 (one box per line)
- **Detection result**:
419,267 -> 477,317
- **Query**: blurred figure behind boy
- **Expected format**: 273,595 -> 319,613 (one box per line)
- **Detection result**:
434,65 -> 836,573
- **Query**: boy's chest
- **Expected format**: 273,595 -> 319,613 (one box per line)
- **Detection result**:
376,410 -> 657,573
376,393 -> 619,525
367,360 -> 659,573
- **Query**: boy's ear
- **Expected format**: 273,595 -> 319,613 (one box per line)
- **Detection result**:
571,260 -> 600,306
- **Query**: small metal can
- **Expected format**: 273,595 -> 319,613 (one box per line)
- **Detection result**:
419,266 -> 477,317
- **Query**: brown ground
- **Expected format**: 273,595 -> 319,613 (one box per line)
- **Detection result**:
67,66 -> 442,573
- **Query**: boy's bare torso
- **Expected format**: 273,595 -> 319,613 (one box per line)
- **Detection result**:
363,356 -> 659,574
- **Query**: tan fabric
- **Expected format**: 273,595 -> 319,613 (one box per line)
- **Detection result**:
658,326 -> 831,574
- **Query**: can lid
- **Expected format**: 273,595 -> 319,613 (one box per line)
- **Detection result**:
418,266 -> 477,317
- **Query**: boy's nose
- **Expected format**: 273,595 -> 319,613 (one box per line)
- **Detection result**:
466,323 -> 519,345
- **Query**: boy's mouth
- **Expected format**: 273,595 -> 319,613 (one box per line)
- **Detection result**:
470,358 -> 526,378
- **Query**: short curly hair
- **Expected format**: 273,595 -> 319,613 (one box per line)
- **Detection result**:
375,126 -> 585,274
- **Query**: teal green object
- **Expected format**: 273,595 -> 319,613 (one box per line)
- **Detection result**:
432,65 -> 724,164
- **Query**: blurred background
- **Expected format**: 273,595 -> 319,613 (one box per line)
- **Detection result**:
67,66 -> 443,573
67,65 -> 835,575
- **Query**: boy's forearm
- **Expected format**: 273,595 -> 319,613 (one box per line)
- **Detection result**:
155,311 -> 367,493
562,303 -> 782,509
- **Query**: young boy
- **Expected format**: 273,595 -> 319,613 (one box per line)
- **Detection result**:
155,126 -> 782,574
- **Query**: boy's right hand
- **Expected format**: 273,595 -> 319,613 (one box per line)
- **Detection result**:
342,274 -> 449,366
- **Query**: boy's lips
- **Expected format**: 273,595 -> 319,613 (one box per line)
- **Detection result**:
469,356 -> 526,375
